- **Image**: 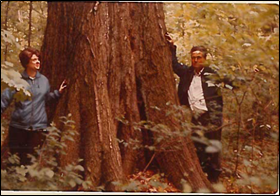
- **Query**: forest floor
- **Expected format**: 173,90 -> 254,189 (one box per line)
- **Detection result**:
1,110 -> 279,193
220,137 -> 279,194
125,129 -> 279,193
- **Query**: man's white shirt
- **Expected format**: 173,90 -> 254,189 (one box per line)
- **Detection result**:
188,68 -> 208,112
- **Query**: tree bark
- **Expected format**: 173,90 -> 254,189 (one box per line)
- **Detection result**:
41,2 -> 213,192
128,3 -> 213,191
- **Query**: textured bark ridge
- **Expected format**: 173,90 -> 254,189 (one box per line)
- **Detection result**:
41,2 -> 213,192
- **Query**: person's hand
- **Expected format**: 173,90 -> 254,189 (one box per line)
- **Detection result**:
59,79 -> 67,94
165,32 -> 176,51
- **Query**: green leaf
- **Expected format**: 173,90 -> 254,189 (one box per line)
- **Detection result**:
75,177 -> 83,185
205,146 -> 219,153
182,182 -> 192,193
75,165 -> 84,172
213,183 -> 226,192
45,170 -> 55,178
196,188 -> 210,193
69,179 -> 76,188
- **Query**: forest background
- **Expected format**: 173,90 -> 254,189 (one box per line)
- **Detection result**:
1,1 -> 279,194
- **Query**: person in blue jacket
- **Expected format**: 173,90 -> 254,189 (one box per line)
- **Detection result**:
1,47 -> 67,165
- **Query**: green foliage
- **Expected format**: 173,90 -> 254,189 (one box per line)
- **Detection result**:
164,3 -> 278,193
1,1 -> 47,94
1,65 -> 31,99
117,103 -> 221,153
1,2 -> 48,149
164,3 -> 279,132
221,130 -> 278,193
1,115 -> 92,191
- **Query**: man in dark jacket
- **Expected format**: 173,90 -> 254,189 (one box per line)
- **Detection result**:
166,34 -> 223,182
1,47 -> 67,165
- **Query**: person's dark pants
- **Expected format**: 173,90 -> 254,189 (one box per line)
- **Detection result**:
8,126 -> 47,166
191,112 -> 222,183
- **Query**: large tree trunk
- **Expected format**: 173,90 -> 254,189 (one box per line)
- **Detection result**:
41,2 -> 212,192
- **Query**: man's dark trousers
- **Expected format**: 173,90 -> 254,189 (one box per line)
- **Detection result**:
191,111 -> 222,183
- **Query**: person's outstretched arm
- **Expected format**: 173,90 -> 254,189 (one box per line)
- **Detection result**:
1,88 -> 16,114
165,33 -> 188,77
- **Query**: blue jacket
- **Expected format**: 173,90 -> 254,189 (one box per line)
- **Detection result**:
1,71 -> 60,130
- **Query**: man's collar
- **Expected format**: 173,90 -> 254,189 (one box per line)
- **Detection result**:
194,68 -> 204,76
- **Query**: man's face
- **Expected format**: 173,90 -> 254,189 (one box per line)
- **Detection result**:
191,51 -> 206,70
27,54 -> 40,70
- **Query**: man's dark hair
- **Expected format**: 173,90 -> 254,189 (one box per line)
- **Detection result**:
190,46 -> 208,59
19,47 -> 40,68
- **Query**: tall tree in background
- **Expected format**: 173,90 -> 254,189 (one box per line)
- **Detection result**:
41,2 -> 212,191
4,1 -> 10,61
28,1 -> 32,47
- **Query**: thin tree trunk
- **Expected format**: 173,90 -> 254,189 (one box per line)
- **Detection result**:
28,1 -> 33,47
180,4 -> 185,37
4,1 -> 10,61
41,2 -> 213,192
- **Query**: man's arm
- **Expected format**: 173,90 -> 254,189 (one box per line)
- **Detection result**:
165,33 -> 188,77
171,45 -> 188,77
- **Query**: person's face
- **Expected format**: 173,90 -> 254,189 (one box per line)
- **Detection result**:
26,54 -> 40,70
191,51 -> 206,70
